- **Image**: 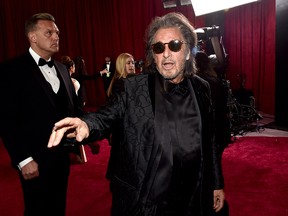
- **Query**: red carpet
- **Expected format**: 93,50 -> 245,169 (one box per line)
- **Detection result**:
66,139 -> 111,216
0,139 -> 112,216
222,136 -> 288,216
1,137 -> 288,216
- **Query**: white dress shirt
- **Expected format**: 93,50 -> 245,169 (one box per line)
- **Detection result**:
30,47 -> 60,93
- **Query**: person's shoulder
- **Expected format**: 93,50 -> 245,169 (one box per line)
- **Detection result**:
0,52 -> 31,75
123,73 -> 149,91
54,60 -> 65,68
1,52 -> 29,65
54,60 -> 69,73
190,74 -> 209,87
126,73 -> 148,82
71,77 -> 79,83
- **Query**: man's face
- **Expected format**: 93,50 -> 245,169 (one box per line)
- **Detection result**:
152,27 -> 188,84
105,57 -> 111,63
29,20 -> 60,58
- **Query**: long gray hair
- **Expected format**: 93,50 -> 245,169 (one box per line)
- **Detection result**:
144,12 -> 197,76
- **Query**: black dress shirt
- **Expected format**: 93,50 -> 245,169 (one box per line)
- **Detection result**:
152,74 -> 202,215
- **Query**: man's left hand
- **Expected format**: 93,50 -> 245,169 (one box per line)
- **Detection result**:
213,189 -> 225,212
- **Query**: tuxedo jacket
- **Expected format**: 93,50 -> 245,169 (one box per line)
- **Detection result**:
0,51 -> 83,169
82,72 -> 224,216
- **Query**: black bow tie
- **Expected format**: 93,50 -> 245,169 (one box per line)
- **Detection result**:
38,58 -> 54,67
164,79 -> 188,96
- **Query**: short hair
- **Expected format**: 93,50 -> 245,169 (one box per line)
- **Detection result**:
25,13 -> 55,37
144,12 -> 198,76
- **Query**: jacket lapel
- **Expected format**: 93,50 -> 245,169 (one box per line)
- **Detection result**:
140,73 -> 172,204
54,61 -> 74,108
26,53 -> 58,109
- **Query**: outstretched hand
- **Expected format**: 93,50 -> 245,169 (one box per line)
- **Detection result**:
47,117 -> 89,148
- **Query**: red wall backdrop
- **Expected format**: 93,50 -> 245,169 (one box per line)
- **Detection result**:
224,0 -> 275,115
0,0 -> 275,114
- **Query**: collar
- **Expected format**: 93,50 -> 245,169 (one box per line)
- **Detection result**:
157,73 -> 188,96
29,47 -> 52,66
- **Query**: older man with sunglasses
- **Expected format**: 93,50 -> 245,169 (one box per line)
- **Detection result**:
48,12 -> 225,216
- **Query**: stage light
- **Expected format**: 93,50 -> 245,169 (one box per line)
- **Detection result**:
191,0 -> 260,16
163,0 -> 177,8
180,0 -> 192,6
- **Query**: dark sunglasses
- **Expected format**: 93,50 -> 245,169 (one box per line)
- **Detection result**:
152,40 -> 184,54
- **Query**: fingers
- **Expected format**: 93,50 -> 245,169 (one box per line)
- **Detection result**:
22,161 -> 39,180
47,125 -> 70,148
23,169 -> 39,180
48,118 -> 76,148
47,117 -> 88,148
214,197 -> 224,212
75,120 -> 89,141
213,189 -> 225,212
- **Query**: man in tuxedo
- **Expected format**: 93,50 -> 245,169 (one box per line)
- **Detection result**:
48,12 -> 225,216
0,13 -> 83,216
100,56 -> 116,96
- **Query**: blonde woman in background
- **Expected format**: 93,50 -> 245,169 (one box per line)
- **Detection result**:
106,53 -> 136,97
105,53 -> 136,182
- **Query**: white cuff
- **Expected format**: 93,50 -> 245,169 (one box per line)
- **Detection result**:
18,157 -> 33,170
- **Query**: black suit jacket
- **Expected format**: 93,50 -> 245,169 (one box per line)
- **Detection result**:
81,72 -> 224,216
0,51 -> 82,168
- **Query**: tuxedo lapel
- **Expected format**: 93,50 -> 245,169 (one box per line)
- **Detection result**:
25,53 -> 74,110
24,53 -> 58,109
